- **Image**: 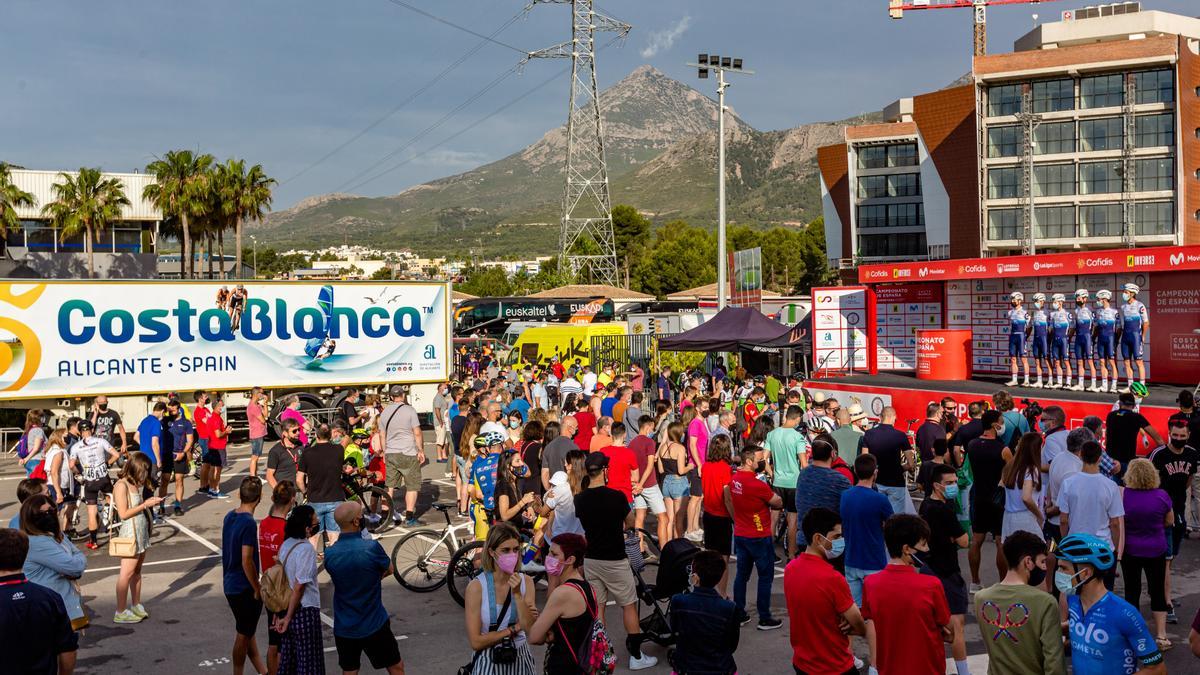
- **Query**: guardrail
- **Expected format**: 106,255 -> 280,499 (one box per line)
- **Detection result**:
1,427 -> 23,456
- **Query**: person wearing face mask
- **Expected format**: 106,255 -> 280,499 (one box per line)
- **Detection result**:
1093,289 -> 1121,393
19,494 -> 88,633
862,514 -> 950,675
1005,291 -> 1031,387
529,533 -> 607,672
495,450 -> 537,528
973,531 -> 1063,675
1149,419 -> 1199,625
90,394 -> 127,455
463,522 -> 539,674
785,507 -> 866,675
324,502 -> 406,675
1028,293 -> 1050,389
1071,289 -> 1096,391
1057,533 -> 1165,675
966,410 -> 1013,593
726,447 -> 784,630
1048,294 -> 1073,390
273,505 -> 326,671
664,549 -> 741,675
918,464 -> 971,675
1117,283 -> 1149,394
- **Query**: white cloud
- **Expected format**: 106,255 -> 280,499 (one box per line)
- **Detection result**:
640,15 -> 690,59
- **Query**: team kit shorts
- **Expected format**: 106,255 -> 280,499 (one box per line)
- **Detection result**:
1029,334 -> 1049,359
1008,333 -> 1025,357
1073,335 -> 1093,359
1095,334 -> 1116,359
1120,332 -> 1144,359
1050,336 -> 1070,361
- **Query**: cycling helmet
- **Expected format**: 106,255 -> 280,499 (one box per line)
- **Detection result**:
350,427 -> 371,441
1057,533 -> 1115,571
1009,291 -> 1024,302
473,430 -> 507,448
1075,289 -> 1089,299
1032,292 -> 1046,302
1123,283 -> 1140,295
1096,289 -> 1112,300
1051,293 -> 1065,303
1131,382 -> 1149,398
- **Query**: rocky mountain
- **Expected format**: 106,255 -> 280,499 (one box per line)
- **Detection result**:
252,65 -> 875,257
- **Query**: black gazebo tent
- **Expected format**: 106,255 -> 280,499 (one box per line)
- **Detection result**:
658,306 -> 792,352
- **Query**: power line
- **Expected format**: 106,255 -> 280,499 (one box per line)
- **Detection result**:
281,7 -> 527,185
379,0 -> 527,54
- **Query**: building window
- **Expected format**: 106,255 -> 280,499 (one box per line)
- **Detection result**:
1032,79 -> 1074,113
1080,161 -> 1122,194
857,204 -> 886,227
988,84 -> 1023,116
889,203 -> 924,227
1135,157 -> 1173,192
1079,117 -> 1123,152
857,175 -> 888,198
1134,201 -> 1174,236
988,167 -> 1021,199
1034,205 -> 1076,239
857,146 -> 887,170
1034,163 -> 1075,197
1135,113 -> 1174,148
858,232 -> 928,257
988,208 -> 1021,240
1080,203 -> 1123,237
1134,69 -> 1174,105
1081,74 -> 1124,109
987,125 -> 1021,157
887,173 -> 920,197
1034,121 -> 1075,155
887,143 -> 918,167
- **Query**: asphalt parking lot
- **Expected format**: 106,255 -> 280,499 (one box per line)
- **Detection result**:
3,435 -> 1198,673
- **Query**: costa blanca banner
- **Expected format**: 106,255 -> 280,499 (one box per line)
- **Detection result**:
0,281 -> 451,400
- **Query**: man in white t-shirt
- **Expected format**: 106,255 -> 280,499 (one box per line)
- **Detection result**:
581,365 -> 598,396
1057,439 -> 1124,567
1044,428 -> 1091,544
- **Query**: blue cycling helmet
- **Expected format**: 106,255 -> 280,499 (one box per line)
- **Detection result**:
1057,533 -> 1115,571
473,430 -> 507,448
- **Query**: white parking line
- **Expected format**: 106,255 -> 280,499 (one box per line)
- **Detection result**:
164,517 -> 222,554
86,553 -> 220,574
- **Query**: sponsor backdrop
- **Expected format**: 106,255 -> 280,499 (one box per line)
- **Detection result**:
1149,271 -> 1200,384
812,286 -> 876,374
0,281 -> 451,400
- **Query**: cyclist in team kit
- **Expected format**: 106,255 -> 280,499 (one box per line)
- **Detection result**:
1071,289 -> 1096,392
1118,283 -> 1150,394
1029,292 -> 1050,389
1005,291 -> 1031,387
1094,290 -> 1121,394
1057,533 -> 1165,675
68,419 -> 120,550
1049,293 -> 1072,390
467,431 -> 505,541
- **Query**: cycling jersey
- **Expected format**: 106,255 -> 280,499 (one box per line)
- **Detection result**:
1073,306 -> 1095,358
1007,307 -> 1029,334
1120,300 -> 1148,334
68,437 -> 114,482
1050,309 -> 1071,338
1031,308 -> 1049,337
469,453 -> 501,511
1095,307 -> 1119,336
1067,592 -> 1162,675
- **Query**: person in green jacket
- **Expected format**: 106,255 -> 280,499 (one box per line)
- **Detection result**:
974,531 -> 1064,675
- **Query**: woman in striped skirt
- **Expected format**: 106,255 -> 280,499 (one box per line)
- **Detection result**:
463,522 -> 537,674
273,505 -> 325,674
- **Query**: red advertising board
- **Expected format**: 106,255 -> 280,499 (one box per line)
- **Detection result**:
1149,271 -> 1200,384
858,245 -> 1200,283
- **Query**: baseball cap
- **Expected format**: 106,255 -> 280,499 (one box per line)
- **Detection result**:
389,384 -> 409,397
584,452 -> 610,472
549,471 -> 570,489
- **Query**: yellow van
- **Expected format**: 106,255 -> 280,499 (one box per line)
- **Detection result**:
504,323 -> 627,369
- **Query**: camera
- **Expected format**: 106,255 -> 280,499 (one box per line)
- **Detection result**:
1020,398 -> 1043,423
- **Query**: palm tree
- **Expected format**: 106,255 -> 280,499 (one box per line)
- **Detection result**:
41,168 -> 130,278
144,150 -> 214,278
0,163 -> 36,246
216,159 -> 275,278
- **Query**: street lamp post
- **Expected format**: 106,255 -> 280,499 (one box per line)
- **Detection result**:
689,54 -> 753,310
249,235 -> 257,279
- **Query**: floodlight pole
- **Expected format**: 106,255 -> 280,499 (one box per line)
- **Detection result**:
690,56 -> 753,310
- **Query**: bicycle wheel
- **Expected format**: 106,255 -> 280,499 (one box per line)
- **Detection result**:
391,529 -> 455,592
364,486 -> 395,534
447,541 -> 484,608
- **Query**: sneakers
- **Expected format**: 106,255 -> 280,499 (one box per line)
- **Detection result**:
683,529 -> 704,543
152,513 -> 165,526
85,541 -> 100,551
1109,383 -> 1120,393
757,617 -> 783,631
206,490 -> 230,500
114,609 -> 143,624
1021,379 -> 1031,387
969,582 -> 983,595
1004,378 -> 1018,387
854,656 -> 865,670
629,653 -> 658,671
172,503 -> 184,517
737,610 -> 751,626
1118,385 -> 1131,394
131,603 -> 149,619
402,517 -> 422,528
1031,380 -> 1043,389
1166,608 -> 1178,624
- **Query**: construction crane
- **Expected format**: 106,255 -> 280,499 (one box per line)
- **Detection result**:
889,0 -> 1064,56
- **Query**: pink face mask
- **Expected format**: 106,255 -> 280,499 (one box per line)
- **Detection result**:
544,555 -> 565,577
497,552 -> 519,574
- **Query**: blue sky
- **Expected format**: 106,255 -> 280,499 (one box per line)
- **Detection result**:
3,1 -> 1196,209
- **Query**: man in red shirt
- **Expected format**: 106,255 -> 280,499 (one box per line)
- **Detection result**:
862,514 -> 951,675
786,507 -> 866,675
597,423 -> 639,505
724,447 -> 783,630
192,389 -> 212,479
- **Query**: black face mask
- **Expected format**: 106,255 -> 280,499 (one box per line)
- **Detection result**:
1170,438 -> 1187,450
98,404 -> 108,412
1028,564 -> 1047,588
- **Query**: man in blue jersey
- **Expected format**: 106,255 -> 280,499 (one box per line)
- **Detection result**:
1118,283 -> 1149,394
1071,289 -> 1096,392
1056,533 -> 1165,675
1029,292 -> 1050,389
1049,293 -> 1073,390
1094,290 -> 1120,394
1005,291 -> 1031,388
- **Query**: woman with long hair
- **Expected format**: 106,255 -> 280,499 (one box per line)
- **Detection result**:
657,421 -> 694,540
18,409 -> 47,477
1000,432 -> 1045,541
495,451 -> 535,527
528,533 -> 599,673
700,434 -> 736,597
746,414 -> 775,450
41,428 -> 75,532
1120,458 -> 1174,650
653,400 -> 672,444
20,494 -> 87,632
273,504 -> 325,673
112,452 -> 163,624
506,411 -> 524,447
519,421 -> 544,498
456,411 -> 485,517
561,393 -> 579,415
463,522 -> 537,674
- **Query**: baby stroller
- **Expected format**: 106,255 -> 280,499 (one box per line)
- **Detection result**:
631,536 -> 700,647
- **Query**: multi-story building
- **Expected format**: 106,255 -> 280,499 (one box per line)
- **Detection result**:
819,6 -> 1200,266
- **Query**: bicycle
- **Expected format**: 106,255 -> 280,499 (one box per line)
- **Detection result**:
390,501 -> 473,592
341,468 -> 395,534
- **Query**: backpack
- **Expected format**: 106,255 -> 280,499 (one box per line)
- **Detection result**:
260,543 -> 297,613
557,580 -> 616,675
15,433 -> 30,459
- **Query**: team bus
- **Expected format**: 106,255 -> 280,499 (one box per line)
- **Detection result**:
453,296 -> 615,337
